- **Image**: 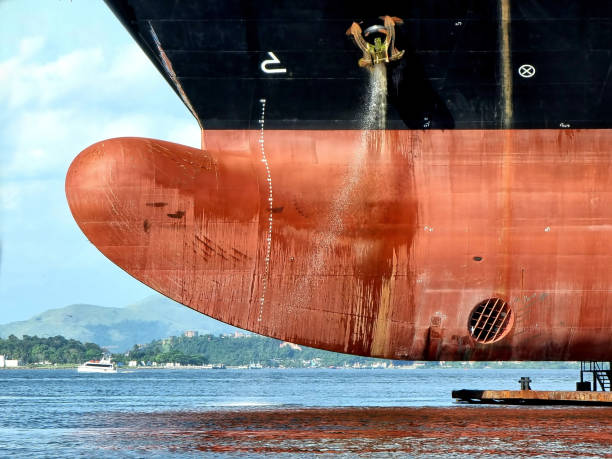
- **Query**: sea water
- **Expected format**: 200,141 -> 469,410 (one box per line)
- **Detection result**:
1,368 -> 610,457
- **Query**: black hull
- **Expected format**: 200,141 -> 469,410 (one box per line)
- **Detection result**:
106,0 -> 612,130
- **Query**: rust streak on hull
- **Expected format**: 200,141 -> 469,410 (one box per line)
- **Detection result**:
65,129 -> 612,361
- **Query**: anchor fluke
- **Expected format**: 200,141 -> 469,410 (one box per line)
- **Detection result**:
346,15 -> 405,67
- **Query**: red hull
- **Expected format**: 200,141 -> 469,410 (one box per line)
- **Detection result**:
65,129 -> 612,360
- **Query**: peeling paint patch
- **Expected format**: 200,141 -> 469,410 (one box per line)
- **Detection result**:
146,202 -> 168,207
149,23 -> 202,129
194,234 -> 237,261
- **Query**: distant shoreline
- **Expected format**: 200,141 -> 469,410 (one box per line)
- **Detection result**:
0,365 -> 581,371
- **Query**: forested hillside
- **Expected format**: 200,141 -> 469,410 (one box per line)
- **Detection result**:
118,334 -> 385,367
0,335 -> 104,364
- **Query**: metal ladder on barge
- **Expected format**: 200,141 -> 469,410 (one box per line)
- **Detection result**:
580,362 -> 612,391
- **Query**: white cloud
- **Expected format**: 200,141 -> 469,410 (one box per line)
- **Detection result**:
0,37 -> 196,179
99,113 -> 156,139
18,36 -> 45,58
0,179 -> 56,217
4,109 -> 76,175
0,42 -> 103,109
166,122 -> 202,149
107,43 -> 152,81
1,184 -> 21,211
0,36 -> 180,113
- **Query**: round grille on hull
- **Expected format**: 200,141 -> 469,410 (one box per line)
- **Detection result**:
468,298 -> 513,344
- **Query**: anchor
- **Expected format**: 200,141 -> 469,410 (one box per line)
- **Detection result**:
346,15 -> 405,67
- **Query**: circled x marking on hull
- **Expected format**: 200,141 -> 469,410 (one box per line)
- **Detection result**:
518,64 -> 536,78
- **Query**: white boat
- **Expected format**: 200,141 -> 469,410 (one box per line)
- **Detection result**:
77,356 -> 117,373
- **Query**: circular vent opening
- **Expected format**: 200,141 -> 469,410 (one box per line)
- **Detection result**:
468,298 -> 513,344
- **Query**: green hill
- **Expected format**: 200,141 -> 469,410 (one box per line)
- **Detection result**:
0,296 -> 240,351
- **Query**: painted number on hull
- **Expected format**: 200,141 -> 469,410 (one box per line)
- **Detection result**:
260,52 -> 287,74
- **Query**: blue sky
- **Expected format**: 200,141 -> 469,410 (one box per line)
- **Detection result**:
0,0 -> 201,322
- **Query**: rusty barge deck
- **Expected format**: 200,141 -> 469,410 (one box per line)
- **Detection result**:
453,389 -> 612,405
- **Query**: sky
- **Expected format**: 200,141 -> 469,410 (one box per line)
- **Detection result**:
0,0 -> 201,322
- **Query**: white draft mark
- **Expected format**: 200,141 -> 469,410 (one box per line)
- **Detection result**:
260,52 -> 287,74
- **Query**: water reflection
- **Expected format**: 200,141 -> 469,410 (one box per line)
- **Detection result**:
78,406 -> 612,457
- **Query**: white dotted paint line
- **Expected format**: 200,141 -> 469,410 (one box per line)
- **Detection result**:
258,98 -> 272,322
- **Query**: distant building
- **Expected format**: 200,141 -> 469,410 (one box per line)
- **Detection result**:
280,341 -> 302,351
128,361 -> 138,367
184,330 -> 198,338
0,356 -> 20,368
